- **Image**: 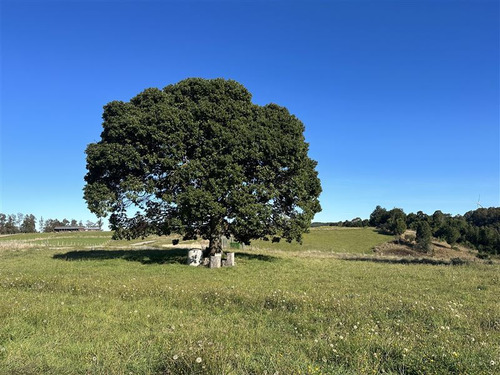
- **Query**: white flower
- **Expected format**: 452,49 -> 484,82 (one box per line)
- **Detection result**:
491,360 -> 496,366
173,355 -> 178,360
196,357 -> 202,363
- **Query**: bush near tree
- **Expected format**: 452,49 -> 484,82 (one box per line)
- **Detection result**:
415,221 -> 432,252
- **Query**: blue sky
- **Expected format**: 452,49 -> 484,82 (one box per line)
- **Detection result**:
1,0 -> 498,226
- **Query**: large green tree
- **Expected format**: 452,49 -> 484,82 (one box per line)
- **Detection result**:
84,78 -> 321,254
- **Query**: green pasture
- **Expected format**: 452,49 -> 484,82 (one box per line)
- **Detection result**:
251,227 -> 392,254
0,229 -> 498,374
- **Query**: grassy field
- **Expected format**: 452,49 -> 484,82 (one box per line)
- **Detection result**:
251,227 -> 392,254
0,229 -> 498,374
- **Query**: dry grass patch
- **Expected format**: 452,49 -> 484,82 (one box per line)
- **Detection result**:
373,240 -> 481,262
0,241 -> 45,252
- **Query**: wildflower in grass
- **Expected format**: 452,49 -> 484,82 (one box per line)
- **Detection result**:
196,357 -> 202,363
173,355 -> 178,360
491,360 -> 496,366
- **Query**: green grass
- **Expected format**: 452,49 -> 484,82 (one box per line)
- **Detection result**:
251,227 -> 393,254
0,229 -> 499,374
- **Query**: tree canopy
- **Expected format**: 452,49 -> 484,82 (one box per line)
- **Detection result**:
84,78 -> 322,253
369,205 -> 500,255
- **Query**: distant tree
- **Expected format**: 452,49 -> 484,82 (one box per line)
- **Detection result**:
435,220 -> 461,246
394,218 -> 407,242
39,217 -> 44,233
386,208 -> 406,234
415,221 -> 432,252
444,225 -> 460,246
20,214 -> 37,233
372,207 -> 406,236
431,210 -> 447,232
0,213 -> 6,234
369,206 -> 389,227
406,212 -> 417,228
477,227 -> 500,254
5,214 -> 19,234
70,219 -> 78,227
351,217 -> 363,227
16,213 -> 24,229
43,219 -> 55,232
464,207 -> 500,227
84,78 -> 321,254
416,211 -> 428,221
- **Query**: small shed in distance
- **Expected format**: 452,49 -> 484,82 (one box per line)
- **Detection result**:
54,226 -> 102,232
54,226 -> 85,232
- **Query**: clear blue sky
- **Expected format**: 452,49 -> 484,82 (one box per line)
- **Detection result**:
1,0 -> 498,226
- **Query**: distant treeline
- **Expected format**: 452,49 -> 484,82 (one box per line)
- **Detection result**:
311,218 -> 370,228
314,207 -> 500,255
0,213 -> 100,234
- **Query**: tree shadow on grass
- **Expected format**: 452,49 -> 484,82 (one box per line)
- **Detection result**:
233,252 -> 278,262
340,256 -> 469,266
53,249 -> 278,265
53,248 -> 188,265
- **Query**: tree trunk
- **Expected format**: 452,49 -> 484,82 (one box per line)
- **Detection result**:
208,219 -> 223,255
208,235 -> 222,255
